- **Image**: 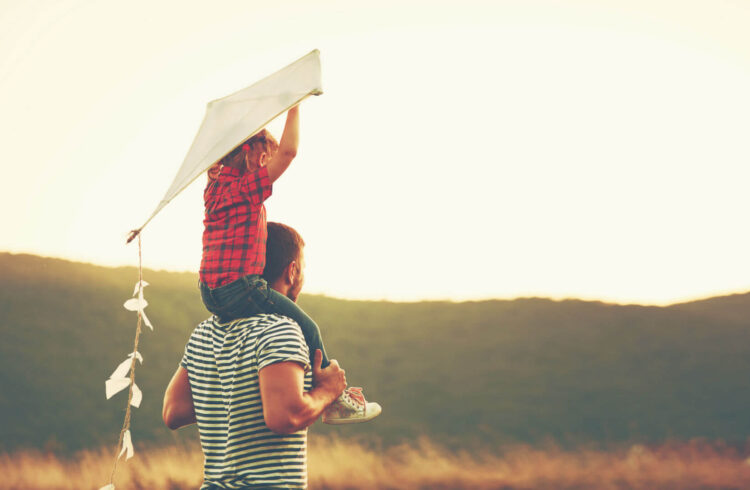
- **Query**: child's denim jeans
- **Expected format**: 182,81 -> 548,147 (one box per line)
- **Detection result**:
199,275 -> 330,368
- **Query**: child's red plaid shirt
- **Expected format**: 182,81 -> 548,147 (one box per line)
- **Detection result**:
199,165 -> 272,289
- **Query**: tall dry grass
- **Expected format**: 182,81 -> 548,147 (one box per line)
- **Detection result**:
2,437 -> 750,489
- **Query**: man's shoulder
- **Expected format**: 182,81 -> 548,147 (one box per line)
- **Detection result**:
215,313 -> 300,328
244,314 -> 305,345
185,314 -> 305,363
191,314 -> 302,337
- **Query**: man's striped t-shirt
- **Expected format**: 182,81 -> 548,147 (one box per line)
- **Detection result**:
181,314 -> 312,489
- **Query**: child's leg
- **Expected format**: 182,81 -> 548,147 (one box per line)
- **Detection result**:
254,286 -> 331,368
201,276 -> 330,367
199,278 -> 265,322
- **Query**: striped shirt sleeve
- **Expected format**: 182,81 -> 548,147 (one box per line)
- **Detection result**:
180,321 -> 208,371
180,333 -> 194,370
256,318 -> 310,372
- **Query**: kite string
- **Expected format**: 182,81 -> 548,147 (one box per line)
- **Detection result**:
109,233 -> 144,485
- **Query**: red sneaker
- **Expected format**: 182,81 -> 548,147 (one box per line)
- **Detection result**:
322,387 -> 382,425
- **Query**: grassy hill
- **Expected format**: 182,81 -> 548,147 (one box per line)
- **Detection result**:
1,252 -> 749,452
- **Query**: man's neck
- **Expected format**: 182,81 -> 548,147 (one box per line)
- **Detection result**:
269,279 -> 290,299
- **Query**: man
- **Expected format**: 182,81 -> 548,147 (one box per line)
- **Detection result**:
163,222 -> 349,489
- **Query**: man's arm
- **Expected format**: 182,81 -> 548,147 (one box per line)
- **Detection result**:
162,366 -> 197,430
266,105 -> 299,183
259,349 -> 346,434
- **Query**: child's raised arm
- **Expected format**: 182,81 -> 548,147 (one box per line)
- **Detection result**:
266,105 -> 299,183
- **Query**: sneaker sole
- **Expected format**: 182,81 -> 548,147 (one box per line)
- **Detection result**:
324,403 -> 382,425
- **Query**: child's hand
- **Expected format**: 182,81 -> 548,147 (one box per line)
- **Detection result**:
312,349 -> 346,398
207,162 -> 221,181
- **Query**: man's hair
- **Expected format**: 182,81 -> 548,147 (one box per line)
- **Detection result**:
263,222 -> 305,284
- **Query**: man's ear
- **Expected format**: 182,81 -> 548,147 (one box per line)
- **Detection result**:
285,261 -> 297,285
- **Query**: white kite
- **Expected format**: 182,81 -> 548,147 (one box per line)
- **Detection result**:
128,49 -> 323,241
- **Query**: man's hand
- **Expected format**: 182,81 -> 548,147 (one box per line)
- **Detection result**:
207,162 -> 222,181
311,349 -> 346,399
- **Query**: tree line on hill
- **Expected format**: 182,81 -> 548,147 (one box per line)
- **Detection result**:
1,252 -> 749,452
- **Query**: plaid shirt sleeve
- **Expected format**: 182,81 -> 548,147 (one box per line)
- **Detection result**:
236,166 -> 272,206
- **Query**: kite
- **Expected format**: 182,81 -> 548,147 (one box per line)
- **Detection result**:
127,49 -> 323,242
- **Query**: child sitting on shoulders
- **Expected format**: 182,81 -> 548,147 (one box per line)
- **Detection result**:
199,105 -> 380,424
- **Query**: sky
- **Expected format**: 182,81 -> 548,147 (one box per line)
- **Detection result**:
1,0 -> 749,305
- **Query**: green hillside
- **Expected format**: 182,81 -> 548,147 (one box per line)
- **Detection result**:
1,253 -> 749,452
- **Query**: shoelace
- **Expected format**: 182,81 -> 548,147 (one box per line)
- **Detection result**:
344,387 -> 365,406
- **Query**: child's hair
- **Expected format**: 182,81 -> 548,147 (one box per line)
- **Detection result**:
218,128 -> 279,164
244,129 -> 279,157
210,129 -> 280,177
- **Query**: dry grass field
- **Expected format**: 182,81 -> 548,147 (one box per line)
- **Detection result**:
2,436 -> 750,489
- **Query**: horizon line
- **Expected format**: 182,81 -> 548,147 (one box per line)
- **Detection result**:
3,250 -> 748,308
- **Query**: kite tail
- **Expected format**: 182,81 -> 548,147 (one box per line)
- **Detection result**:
107,233 -> 146,488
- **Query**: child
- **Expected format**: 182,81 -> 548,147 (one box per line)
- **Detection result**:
199,105 -> 380,424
